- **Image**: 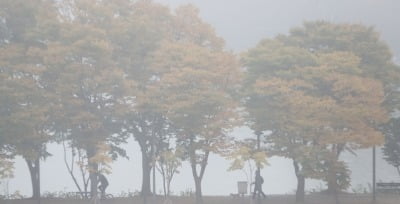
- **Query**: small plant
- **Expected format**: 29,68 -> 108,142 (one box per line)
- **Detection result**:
180,188 -> 194,197
42,191 -> 59,199
351,184 -> 369,194
8,191 -> 25,199
115,190 -> 139,198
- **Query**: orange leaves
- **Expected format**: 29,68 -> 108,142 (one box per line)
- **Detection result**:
254,77 -> 313,96
172,4 -> 224,50
143,39 -> 240,122
243,27 -> 392,187
316,52 -> 361,75
244,30 -> 390,155
139,21 -> 241,159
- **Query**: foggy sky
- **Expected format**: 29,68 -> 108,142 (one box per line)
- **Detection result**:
3,0 -> 400,197
159,0 -> 400,57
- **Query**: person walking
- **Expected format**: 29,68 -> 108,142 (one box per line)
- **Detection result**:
252,169 -> 266,199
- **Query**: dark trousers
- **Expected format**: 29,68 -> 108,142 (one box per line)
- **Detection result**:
98,184 -> 108,199
253,185 -> 266,199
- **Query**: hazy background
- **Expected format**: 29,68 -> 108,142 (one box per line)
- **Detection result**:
161,0 -> 400,59
3,0 -> 400,196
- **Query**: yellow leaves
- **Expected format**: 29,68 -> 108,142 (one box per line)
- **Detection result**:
43,43 -> 68,66
244,34 -> 390,153
137,25 -> 240,160
227,144 -> 268,172
142,39 -> 240,136
0,45 -> 24,65
88,142 -> 112,174
243,39 -> 316,77
1,1 -> 63,162
227,145 -> 251,171
316,52 -> 362,74
172,4 -> 224,50
0,156 -> 14,179
228,158 -> 245,171
253,151 -> 268,168
333,75 -> 385,107
157,148 -> 183,171
149,41 -> 237,78
254,77 -> 313,96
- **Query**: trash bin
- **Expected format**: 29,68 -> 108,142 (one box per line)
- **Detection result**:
237,181 -> 248,195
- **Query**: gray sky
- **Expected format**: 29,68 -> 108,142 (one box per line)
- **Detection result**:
3,0 -> 400,197
160,0 -> 400,57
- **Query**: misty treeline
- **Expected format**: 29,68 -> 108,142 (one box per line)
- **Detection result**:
0,0 -> 400,204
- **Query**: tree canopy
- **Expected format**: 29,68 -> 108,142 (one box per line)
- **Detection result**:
1,1 -> 400,202
242,21 -> 395,201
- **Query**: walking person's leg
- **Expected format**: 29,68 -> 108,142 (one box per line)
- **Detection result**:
254,187 -> 260,199
254,187 -> 262,204
260,189 -> 266,198
98,185 -> 105,199
103,184 -> 108,199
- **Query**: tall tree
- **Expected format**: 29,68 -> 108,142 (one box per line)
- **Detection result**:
145,6 -> 241,201
44,0 -> 128,197
277,21 -> 399,193
0,0 -> 59,199
104,0 -> 173,198
243,23 -> 390,201
148,41 -> 240,204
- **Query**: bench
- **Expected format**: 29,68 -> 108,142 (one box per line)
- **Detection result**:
65,191 -> 90,199
376,182 -> 400,194
65,191 -> 113,199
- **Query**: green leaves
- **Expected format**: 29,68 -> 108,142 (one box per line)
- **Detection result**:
0,156 -> 13,179
382,118 -> 400,176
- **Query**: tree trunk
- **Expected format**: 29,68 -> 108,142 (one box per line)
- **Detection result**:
141,151 -> 152,197
327,177 -> 336,193
188,137 -> 209,204
190,156 -> 204,204
26,158 -> 40,199
326,162 -> 340,204
89,163 -> 98,198
296,175 -> 305,203
161,168 -> 167,197
193,176 -> 203,204
327,144 -> 345,194
167,177 -> 172,197
293,160 -> 305,203
62,143 -> 85,198
397,167 -> 400,177
326,160 -> 337,194
87,147 -> 99,198
190,153 -> 208,204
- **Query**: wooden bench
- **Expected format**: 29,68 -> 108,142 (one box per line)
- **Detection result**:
376,182 -> 400,194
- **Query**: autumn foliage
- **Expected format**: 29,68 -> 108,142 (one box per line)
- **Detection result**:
1,2 -> 399,204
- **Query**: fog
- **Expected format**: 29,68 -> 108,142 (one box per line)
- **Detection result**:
158,0 -> 400,57
1,0 -> 400,200
7,129 -> 399,196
